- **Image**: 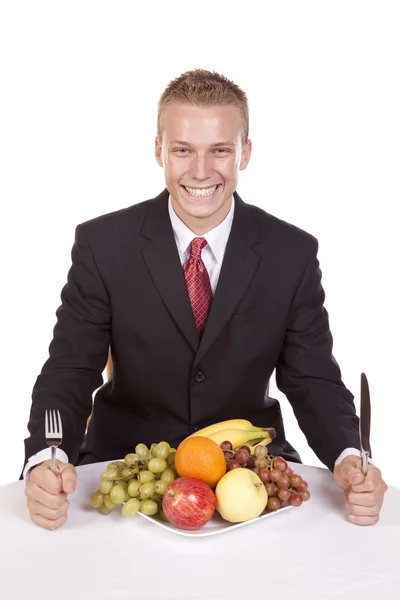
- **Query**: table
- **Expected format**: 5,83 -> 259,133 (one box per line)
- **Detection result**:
1,461 -> 399,600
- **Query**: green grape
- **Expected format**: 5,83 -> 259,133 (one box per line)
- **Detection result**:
140,499 -> 158,516
122,498 -> 141,517
102,467 -> 119,481
160,468 -> 175,485
103,495 -> 117,511
100,505 -> 112,515
123,489 -> 131,502
139,482 -> 155,499
254,445 -> 268,459
148,458 -> 168,473
154,441 -> 171,459
121,468 -> 133,479
154,480 -> 168,496
99,480 -> 113,495
110,484 -> 126,505
150,443 -> 158,457
90,490 -> 103,508
118,480 -> 128,490
135,443 -> 149,457
127,479 -> 141,497
124,453 -> 139,466
167,451 -> 176,467
138,470 -> 155,484
107,461 -> 123,470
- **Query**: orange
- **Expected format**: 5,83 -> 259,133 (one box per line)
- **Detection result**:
175,436 -> 227,487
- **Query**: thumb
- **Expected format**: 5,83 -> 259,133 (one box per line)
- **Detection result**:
335,460 -> 364,489
58,463 -> 77,494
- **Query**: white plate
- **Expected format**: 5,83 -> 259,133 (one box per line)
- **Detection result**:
136,505 -> 293,537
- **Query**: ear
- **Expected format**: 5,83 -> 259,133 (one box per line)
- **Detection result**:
239,139 -> 252,171
155,138 -> 163,167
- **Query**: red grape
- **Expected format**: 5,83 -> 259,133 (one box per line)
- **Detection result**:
290,475 -> 302,488
277,475 -> 290,489
280,498 -> 290,508
289,492 -> 303,507
298,479 -> 308,490
226,459 -> 241,471
258,468 -> 270,484
301,490 -> 311,502
246,456 -> 256,469
270,469 -> 282,483
274,457 -> 288,472
238,445 -> 251,453
267,497 -> 281,511
220,441 -> 233,451
235,448 -> 250,465
265,483 -> 279,497
278,487 -> 290,501
283,467 -> 293,477
252,467 -> 260,475
223,450 -> 234,462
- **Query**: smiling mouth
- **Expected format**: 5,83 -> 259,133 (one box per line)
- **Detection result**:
181,184 -> 220,198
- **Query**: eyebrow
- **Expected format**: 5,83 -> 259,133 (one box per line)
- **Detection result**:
169,140 -> 236,147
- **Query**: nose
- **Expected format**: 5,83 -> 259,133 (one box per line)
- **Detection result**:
189,153 -> 213,181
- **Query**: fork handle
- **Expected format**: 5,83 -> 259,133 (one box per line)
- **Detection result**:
50,445 -> 56,472
361,450 -> 369,476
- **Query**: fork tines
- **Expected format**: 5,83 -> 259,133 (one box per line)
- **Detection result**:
45,408 -> 63,439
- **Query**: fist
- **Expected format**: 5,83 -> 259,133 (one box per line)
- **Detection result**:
333,455 -> 388,526
25,460 -> 77,530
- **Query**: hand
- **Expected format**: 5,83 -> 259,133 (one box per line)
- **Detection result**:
333,455 -> 387,525
25,459 -> 77,530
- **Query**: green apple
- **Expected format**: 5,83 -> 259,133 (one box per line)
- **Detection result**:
215,468 -> 268,522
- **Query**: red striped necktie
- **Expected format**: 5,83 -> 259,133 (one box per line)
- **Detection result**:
183,237 -> 212,334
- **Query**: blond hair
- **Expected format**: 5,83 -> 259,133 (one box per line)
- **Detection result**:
157,68 -> 249,146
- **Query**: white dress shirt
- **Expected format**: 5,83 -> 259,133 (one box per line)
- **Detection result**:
23,194 -> 363,478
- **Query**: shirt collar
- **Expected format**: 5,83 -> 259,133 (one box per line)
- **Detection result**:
168,194 -> 235,264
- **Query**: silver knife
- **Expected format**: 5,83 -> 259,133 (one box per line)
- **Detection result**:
360,372 -> 372,476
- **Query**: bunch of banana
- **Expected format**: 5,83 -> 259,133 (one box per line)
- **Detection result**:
186,419 -> 276,451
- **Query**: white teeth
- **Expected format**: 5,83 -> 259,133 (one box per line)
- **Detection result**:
184,185 -> 218,198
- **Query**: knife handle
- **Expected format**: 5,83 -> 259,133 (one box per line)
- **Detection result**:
360,450 -> 369,476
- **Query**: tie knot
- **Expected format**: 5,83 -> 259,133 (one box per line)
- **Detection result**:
189,237 -> 207,260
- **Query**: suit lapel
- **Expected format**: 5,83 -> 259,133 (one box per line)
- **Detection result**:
196,192 -> 261,362
140,189 -> 262,357
141,189 -> 199,352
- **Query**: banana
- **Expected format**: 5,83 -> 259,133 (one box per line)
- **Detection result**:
233,428 -> 276,451
187,419 -> 264,440
207,427 -> 270,448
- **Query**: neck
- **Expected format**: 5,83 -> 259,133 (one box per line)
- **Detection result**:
171,197 -> 232,236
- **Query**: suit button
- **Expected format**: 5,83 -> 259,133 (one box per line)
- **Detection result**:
194,372 -> 205,382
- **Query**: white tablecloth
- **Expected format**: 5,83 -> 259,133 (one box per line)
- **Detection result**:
1,461 -> 399,600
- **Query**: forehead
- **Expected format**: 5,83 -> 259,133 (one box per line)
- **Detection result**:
162,102 -> 242,144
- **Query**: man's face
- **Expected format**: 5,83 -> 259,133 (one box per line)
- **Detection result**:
155,103 -> 252,234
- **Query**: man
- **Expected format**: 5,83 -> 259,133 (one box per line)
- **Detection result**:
23,69 -> 387,530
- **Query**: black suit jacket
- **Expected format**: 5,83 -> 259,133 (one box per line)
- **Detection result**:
24,189 -> 360,472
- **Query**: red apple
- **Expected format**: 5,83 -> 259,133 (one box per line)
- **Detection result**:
162,477 -> 216,530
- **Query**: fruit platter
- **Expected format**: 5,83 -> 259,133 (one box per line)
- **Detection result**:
89,419 -> 310,535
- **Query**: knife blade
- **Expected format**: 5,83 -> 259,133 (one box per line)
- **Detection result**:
360,372 -> 371,476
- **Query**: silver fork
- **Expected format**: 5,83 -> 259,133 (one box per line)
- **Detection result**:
45,409 -> 63,472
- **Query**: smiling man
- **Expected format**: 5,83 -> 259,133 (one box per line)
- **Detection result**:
23,69 -> 387,530
156,102 -> 251,235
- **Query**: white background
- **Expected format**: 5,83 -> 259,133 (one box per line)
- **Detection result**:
0,1 -> 398,488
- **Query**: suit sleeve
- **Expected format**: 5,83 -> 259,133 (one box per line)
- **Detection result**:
275,238 -> 360,471
23,224 -> 111,468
